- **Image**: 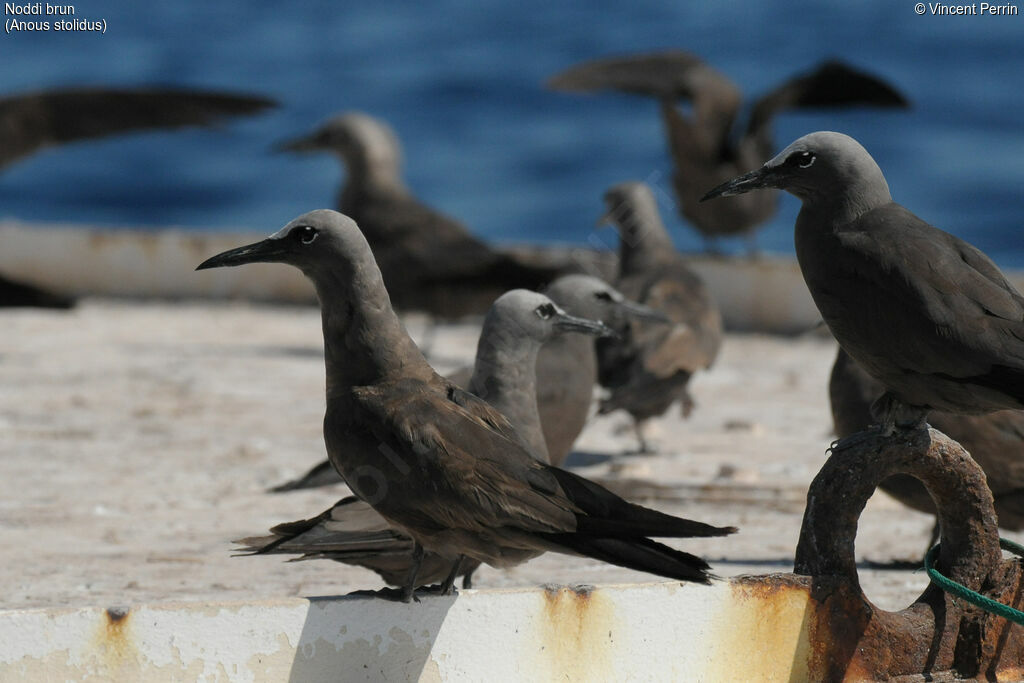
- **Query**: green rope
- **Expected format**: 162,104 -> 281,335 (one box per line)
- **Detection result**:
924,538 -> 1024,626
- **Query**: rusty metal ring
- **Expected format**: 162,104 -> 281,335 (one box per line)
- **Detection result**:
794,427 -> 1001,598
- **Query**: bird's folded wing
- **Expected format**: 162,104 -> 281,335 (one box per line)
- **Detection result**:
350,380 -> 580,535
633,277 -> 720,376
442,381 -> 532,449
236,496 -> 409,555
836,204 -> 1024,376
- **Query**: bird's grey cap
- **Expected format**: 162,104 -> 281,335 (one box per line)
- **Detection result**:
700,131 -> 891,206
195,209 -> 364,271
489,289 -> 614,340
546,274 -> 670,324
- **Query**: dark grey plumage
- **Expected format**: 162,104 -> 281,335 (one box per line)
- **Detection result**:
0,86 -> 276,308
704,131 -> 1024,432
596,182 -> 723,451
270,282 -> 621,489
237,496 -> 459,589
277,112 -> 563,317
199,210 -> 735,600
248,289 -> 611,588
548,52 -> 909,249
274,273 -> 659,490
830,347 -> 1024,536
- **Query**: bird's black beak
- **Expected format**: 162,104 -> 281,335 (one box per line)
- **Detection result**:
553,312 -> 615,338
619,299 -> 671,324
195,238 -> 288,270
701,166 -> 776,201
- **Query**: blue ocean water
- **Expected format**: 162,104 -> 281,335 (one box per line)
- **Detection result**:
3,0 -> 1022,264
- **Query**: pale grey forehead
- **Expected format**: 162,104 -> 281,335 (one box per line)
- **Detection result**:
268,224 -> 294,240
269,209 -> 349,240
492,291 -> 567,322
496,289 -> 559,310
768,131 -> 860,167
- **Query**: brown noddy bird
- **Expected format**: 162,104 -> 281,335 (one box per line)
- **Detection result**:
704,131 -> 1024,433
537,274 -> 669,465
596,181 -> 723,452
830,347 -> 1024,544
273,273 -> 664,490
198,209 -> 736,601
452,274 -> 668,465
240,289 -> 614,589
0,86 -> 276,308
548,52 -> 909,250
276,112 -> 563,318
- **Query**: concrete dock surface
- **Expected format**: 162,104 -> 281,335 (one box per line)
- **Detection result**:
4,298 -> 1005,613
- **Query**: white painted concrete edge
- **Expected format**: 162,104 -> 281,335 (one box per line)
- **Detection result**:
0,578 -> 813,682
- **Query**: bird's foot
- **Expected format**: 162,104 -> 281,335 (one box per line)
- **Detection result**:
416,582 -> 458,597
628,421 -> 659,455
828,427 -> 886,454
870,393 -> 929,437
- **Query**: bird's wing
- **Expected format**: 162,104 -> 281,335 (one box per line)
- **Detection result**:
747,60 -> 909,138
634,274 -> 722,376
0,87 -> 276,170
546,50 -> 730,101
441,380 -> 533,448
349,379 -> 581,535
236,496 -> 408,555
834,204 -> 1024,378
358,197 -> 561,290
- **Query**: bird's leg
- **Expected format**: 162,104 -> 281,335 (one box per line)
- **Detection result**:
419,556 -> 466,597
869,392 -> 900,436
461,567 -> 474,590
399,542 -> 425,603
632,420 -> 654,454
870,392 -> 930,435
679,391 -> 696,419
439,556 -> 464,596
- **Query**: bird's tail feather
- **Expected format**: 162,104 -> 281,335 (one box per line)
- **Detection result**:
549,467 -> 737,539
542,533 -> 716,584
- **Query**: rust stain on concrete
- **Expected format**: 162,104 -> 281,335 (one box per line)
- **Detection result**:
537,585 -> 615,680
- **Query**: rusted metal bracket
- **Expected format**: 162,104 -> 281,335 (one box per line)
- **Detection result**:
792,427 -> 1024,681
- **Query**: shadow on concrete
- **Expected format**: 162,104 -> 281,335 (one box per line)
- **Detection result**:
287,592 -> 457,682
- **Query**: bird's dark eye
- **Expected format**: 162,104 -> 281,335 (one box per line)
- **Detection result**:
535,303 -> 556,320
293,226 -> 318,245
787,151 -> 816,169
594,291 -> 613,302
